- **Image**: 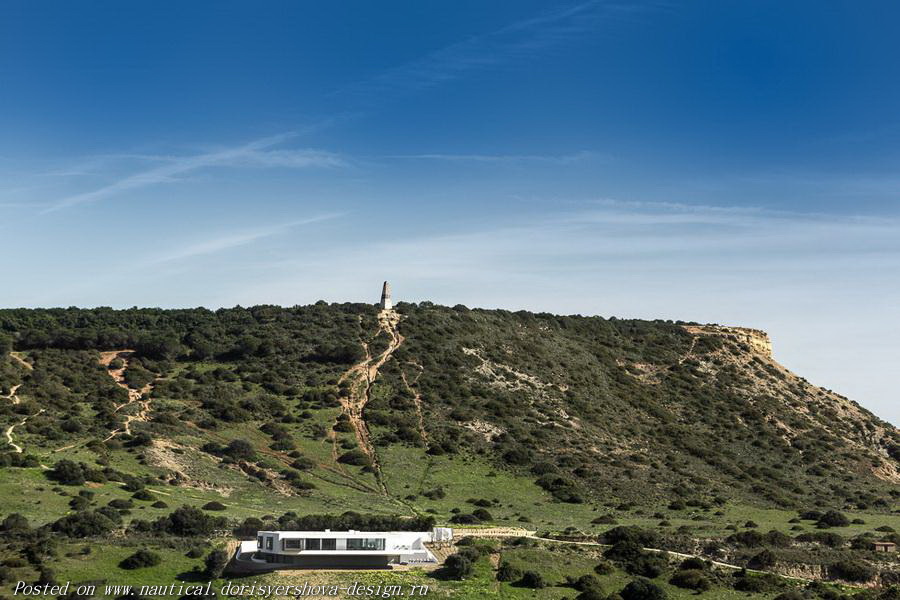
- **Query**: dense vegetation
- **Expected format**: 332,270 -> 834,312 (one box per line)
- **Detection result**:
1,302 -> 899,598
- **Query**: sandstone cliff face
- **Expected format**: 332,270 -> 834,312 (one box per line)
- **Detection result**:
683,324 -> 773,357
680,322 -> 900,485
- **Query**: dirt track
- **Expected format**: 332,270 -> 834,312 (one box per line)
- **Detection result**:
1,384 -> 22,405
98,350 -> 154,441
9,352 -> 33,371
336,309 -> 404,495
401,362 -> 428,445
5,408 -> 44,453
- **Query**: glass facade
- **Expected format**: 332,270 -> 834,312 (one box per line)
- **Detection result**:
346,538 -> 385,551
272,536 -> 386,552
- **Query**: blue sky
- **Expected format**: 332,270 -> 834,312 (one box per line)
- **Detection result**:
1,1 -> 899,423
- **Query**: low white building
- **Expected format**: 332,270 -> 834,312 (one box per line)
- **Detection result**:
234,528 -> 452,570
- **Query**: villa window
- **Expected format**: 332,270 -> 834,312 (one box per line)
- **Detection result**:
305,538 -> 321,550
346,538 -> 385,551
283,539 -> 303,549
322,539 -> 336,551
257,536 -> 263,548
265,537 -> 273,550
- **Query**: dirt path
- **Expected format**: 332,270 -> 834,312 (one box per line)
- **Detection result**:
9,352 -> 33,371
336,309 -> 404,496
1,384 -> 22,405
462,531 -> 815,584
678,335 -> 698,365
401,362 -> 428,445
98,350 -> 154,441
5,408 -> 44,453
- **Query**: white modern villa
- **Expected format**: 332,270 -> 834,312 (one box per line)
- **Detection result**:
233,527 -> 453,571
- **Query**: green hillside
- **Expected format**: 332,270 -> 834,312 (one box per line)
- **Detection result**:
1,303 -> 898,599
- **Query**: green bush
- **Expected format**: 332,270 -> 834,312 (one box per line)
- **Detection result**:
748,549 -> 777,568
443,553 -> 473,580
829,559 -> 875,582
496,561 -> 522,582
203,549 -> 229,578
52,510 -> 117,537
337,450 -> 371,466
817,510 -> 850,528
119,549 -> 162,570
518,571 -> 546,589
669,569 -> 710,590
621,578 -> 667,600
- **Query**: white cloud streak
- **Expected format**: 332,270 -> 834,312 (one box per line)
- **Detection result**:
384,151 -> 599,165
336,1 -> 648,103
144,213 -> 345,265
41,133 -> 344,213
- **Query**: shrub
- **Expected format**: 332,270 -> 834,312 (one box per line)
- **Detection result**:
518,571 -> 546,589
291,456 -> 315,471
605,541 -> 644,562
574,574 -> 602,592
48,460 -> 86,485
749,549 -> 777,568
234,517 -> 265,538
224,439 -> 256,461
679,557 -> 705,570
576,589 -> 605,600
52,511 -> 117,537
601,526 -> 658,547
203,549 -> 229,578
449,513 -> 480,525
496,561 -> 522,582
594,560 -> 615,575
669,569 -> 710,590
153,506 -> 227,537
443,553 -> 473,580
1,513 -> 30,532
119,549 -> 162,570
817,510 -> 850,528
829,559 -> 875,582
337,450 -> 371,466
202,501 -> 227,511
772,592 -> 805,600
472,508 -> 493,522
626,554 -> 666,578
620,578 -> 667,600
591,515 -> 617,525
733,572 -> 781,593
132,489 -> 155,501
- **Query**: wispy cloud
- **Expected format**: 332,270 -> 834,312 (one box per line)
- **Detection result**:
335,1 -> 648,104
41,133 -> 344,213
144,213 -> 345,265
384,150 -> 600,165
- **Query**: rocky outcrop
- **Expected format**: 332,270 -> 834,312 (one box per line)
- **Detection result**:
683,325 -> 773,357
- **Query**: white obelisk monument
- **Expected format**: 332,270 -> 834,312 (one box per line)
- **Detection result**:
380,281 -> 392,310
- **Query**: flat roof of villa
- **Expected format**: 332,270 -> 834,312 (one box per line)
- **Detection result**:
258,530 -> 428,537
